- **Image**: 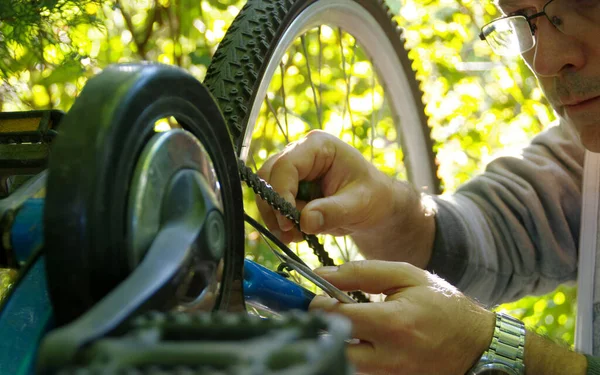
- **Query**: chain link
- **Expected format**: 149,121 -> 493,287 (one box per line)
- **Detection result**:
237,160 -> 369,303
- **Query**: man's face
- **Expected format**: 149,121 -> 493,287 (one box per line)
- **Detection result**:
498,0 -> 600,151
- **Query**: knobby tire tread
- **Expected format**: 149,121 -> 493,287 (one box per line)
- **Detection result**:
203,0 -> 439,193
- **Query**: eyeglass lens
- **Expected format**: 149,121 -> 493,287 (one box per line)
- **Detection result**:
482,0 -> 600,56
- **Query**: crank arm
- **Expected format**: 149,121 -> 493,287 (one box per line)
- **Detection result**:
38,221 -> 200,372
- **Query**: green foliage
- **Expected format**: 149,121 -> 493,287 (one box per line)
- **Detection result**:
0,0 -> 104,75
0,0 -> 575,348
0,0 -> 242,110
498,284 -> 578,346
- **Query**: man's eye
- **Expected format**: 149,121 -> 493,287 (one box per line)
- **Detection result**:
508,7 -> 536,17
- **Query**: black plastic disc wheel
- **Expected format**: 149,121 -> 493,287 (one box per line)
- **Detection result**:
45,63 -> 245,325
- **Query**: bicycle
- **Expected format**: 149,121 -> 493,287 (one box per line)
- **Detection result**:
0,0 -> 440,373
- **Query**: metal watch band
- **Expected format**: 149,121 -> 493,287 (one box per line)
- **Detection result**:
470,312 -> 526,375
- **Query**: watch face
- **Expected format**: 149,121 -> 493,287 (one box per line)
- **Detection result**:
471,363 -> 519,375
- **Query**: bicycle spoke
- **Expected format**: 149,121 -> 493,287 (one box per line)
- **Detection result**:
266,98 -> 289,145
342,235 -> 351,263
250,152 -> 259,172
371,68 -> 375,162
318,26 -> 323,127
371,82 -> 388,164
376,88 -> 387,131
301,35 -> 323,129
332,236 -> 351,263
348,41 -> 358,146
279,62 -> 289,138
337,28 -> 356,143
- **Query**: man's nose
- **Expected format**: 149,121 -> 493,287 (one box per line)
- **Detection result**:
530,17 -> 586,77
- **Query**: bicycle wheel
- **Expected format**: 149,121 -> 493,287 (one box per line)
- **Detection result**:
204,0 -> 438,282
45,64 -> 245,324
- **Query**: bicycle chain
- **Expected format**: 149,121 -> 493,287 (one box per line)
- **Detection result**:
237,160 -> 370,303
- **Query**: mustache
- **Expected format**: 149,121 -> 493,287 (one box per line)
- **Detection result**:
546,73 -> 600,104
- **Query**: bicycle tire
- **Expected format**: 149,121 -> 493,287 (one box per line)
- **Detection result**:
204,0 -> 440,193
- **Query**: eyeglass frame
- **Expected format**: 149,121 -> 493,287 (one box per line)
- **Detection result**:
479,0 -> 562,53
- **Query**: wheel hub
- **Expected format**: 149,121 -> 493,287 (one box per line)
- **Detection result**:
127,128 -> 224,310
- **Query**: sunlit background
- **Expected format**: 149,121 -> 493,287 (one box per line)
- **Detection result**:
0,0 -> 574,346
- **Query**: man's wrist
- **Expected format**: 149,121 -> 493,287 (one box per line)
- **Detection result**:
468,312 -> 525,375
524,329 -> 587,375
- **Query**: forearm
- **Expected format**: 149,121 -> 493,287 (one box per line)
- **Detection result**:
524,331 -> 587,374
425,122 -> 583,305
351,179 -> 436,269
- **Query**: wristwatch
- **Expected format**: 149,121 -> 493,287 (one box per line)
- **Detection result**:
468,312 -> 526,375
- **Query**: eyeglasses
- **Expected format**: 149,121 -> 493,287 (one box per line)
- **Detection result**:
479,0 -> 600,56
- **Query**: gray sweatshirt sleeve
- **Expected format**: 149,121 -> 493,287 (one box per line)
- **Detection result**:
426,120 -> 585,306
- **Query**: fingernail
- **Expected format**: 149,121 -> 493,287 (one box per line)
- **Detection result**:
314,266 -> 338,275
306,210 -> 324,230
276,215 -> 286,229
309,295 -> 338,311
277,213 -> 293,231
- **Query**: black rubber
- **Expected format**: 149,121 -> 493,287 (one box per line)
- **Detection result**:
45,63 -> 245,325
203,0 -> 440,193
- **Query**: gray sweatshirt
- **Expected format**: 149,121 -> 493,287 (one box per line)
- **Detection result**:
426,119 -> 585,307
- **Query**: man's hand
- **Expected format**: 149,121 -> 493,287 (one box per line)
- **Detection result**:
256,130 -> 435,268
309,260 -> 495,375
257,130 -> 396,241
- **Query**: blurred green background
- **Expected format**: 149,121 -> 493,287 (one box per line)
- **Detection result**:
0,0 -> 575,346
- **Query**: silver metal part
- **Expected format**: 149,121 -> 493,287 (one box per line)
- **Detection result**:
128,129 -> 222,266
268,244 -> 356,304
127,129 -> 223,311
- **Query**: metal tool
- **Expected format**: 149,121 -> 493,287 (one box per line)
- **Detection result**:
244,213 -> 357,304
269,245 -> 357,304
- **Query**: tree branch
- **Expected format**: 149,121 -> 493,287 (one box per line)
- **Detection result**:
116,0 -> 148,59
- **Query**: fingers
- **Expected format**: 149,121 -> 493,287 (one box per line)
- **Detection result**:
256,154 -> 296,233
267,134 -> 337,230
311,294 -> 414,375
314,260 -> 429,295
300,182 -> 366,235
346,342 -> 377,375
256,131 -> 347,236
309,295 -> 392,341
347,342 -> 408,375
255,130 -> 380,243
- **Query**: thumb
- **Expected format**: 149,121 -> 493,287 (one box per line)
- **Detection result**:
314,260 -> 429,295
